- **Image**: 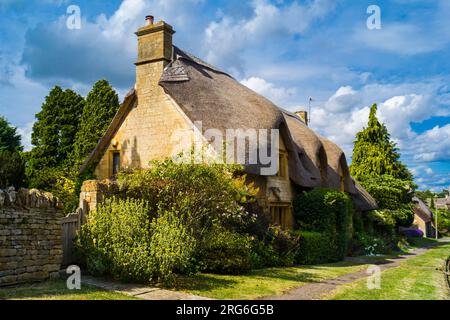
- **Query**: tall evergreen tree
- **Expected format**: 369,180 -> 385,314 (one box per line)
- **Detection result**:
0,116 -> 22,152
350,104 -> 412,182
0,117 -> 25,188
26,86 -> 85,189
72,80 -> 119,171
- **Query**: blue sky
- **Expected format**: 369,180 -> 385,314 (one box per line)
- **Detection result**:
0,0 -> 449,191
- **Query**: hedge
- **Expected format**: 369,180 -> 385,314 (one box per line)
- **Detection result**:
295,231 -> 337,265
293,188 -> 354,261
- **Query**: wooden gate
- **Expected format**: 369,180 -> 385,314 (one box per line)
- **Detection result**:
61,209 -> 83,266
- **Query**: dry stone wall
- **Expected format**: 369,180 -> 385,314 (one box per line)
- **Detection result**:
0,188 -> 64,286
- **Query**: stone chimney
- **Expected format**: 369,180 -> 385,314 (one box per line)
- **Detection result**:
135,17 -> 175,96
295,111 -> 308,126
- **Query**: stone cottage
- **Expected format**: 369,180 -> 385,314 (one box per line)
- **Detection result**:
80,17 -> 377,229
412,197 -> 435,238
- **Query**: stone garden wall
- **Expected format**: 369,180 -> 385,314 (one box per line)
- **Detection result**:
0,188 -> 64,286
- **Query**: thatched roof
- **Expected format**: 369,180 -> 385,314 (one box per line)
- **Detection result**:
412,196 -> 433,223
81,45 -> 377,211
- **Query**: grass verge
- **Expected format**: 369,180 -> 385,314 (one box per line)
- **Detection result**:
324,242 -> 450,300
172,260 -> 376,300
0,280 -> 138,300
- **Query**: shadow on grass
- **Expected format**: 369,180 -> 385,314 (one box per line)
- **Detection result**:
171,269 -> 322,293
0,280 -> 121,300
171,237 -> 446,295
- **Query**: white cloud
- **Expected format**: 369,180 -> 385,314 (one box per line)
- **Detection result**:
412,125 -> 450,162
203,0 -> 337,73
21,0 -> 206,87
17,122 -> 34,151
241,77 -> 296,106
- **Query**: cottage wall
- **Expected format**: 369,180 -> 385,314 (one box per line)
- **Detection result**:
95,22 -> 194,179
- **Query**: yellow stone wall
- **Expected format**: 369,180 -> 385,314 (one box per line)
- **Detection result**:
413,215 -> 427,236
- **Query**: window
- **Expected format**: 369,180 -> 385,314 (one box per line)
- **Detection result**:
112,151 -> 121,175
277,151 -> 288,178
270,206 -> 291,229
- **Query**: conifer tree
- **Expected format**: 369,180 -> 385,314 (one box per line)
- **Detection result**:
0,116 -> 23,152
350,104 -> 411,182
26,86 -> 85,189
0,117 -> 25,188
72,80 -> 119,171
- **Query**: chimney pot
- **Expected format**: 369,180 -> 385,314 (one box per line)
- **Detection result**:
145,15 -> 154,25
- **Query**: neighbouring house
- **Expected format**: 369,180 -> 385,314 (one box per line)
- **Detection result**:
80,17 -> 377,229
435,196 -> 450,211
412,197 -> 435,238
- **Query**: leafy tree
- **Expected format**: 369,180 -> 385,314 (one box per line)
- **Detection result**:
0,151 -> 26,189
72,80 -> 119,172
26,86 -> 85,189
0,116 -> 23,152
415,190 -> 435,203
430,198 -> 436,210
350,104 -> 411,182
0,117 -> 25,189
436,208 -> 450,236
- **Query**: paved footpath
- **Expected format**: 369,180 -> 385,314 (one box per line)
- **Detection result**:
260,245 -> 436,300
82,276 -> 211,300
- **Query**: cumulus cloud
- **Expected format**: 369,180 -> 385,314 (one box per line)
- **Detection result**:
21,0 -> 205,88
412,125 -> 450,162
17,122 -> 34,151
241,77 -> 297,106
203,0 -> 337,73
354,0 -> 450,56
240,78 -> 450,190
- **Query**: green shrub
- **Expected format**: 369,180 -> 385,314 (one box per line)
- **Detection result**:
149,211 -> 197,281
0,151 -> 26,189
295,231 -> 336,264
198,227 -> 252,275
293,188 -> 353,261
117,160 -> 258,238
351,232 -> 390,256
361,175 -> 413,210
77,198 -> 154,282
77,198 -> 197,283
250,239 -> 281,269
250,226 -> 300,268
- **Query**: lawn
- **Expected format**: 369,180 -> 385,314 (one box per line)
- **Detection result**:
324,242 -> 450,300
172,260 -> 375,300
2,240 -> 447,300
170,238 -> 442,300
0,280 -> 138,300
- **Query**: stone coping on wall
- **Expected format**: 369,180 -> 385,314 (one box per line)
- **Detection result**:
0,187 -> 63,209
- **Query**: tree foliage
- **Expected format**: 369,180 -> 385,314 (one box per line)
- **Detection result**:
293,188 -> 354,262
26,86 -> 85,189
72,80 -> 119,172
0,116 -> 22,152
0,116 -> 25,188
350,104 -> 411,182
